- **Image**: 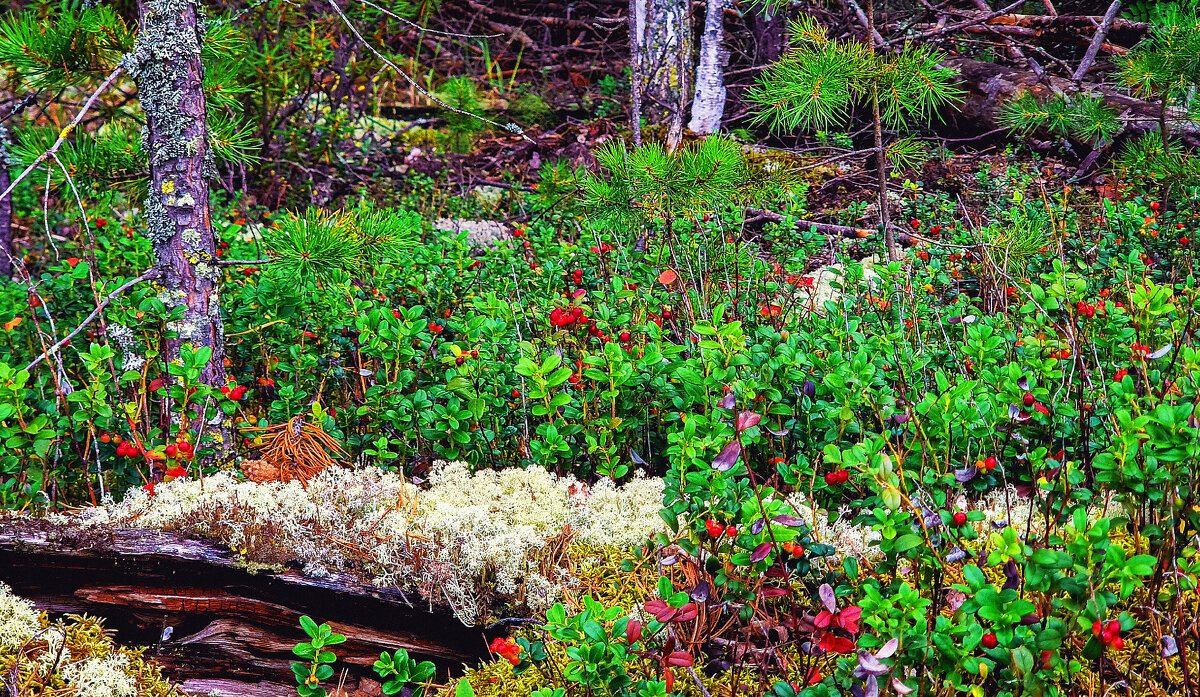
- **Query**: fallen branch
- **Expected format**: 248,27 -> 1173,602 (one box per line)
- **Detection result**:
1073,1 -> 1125,81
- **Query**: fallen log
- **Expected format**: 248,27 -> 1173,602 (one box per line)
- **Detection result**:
943,57 -> 1200,148
0,518 -> 486,697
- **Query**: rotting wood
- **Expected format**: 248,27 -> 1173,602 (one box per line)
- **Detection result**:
0,518 -> 486,697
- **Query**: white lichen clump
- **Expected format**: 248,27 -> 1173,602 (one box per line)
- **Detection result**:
61,652 -> 138,697
0,581 -> 41,649
81,462 -> 665,625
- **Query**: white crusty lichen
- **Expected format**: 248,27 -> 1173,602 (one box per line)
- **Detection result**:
79,462 -> 666,625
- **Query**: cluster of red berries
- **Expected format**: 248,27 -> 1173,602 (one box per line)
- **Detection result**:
164,436 -> 195,461
489,637 -> 522,665
1016,392 -> 1051,418
588,242 -> 614,255
780,540 -> 804,557
823,469 -> 849,486
221,383 -> 248,401
705,519 -> 737,538
1113,368 -> 1129,383
113,437 -> 143,459
1075,300 -> 1104,319
1092,620 -> 1125,650
570,268 -> 584,285
549,306 -> 587,328
1130,341 -> 1151,357
428,322 -> 444,334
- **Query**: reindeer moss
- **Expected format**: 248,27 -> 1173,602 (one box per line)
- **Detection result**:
0,583 -> 183,697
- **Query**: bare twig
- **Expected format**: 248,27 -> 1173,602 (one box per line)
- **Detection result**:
24,269 -> 159,372
0,66 -> 123,205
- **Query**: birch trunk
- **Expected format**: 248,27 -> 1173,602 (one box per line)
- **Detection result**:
688,0 -> 728,135
124,0 -> 232,455
633,0 -> 692,150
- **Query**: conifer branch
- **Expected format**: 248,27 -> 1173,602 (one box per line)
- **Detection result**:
0,65 -> 124,205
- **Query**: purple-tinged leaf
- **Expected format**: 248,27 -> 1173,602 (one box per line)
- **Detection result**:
802,379 -> 816,398
819,583 -> 837,613
962,315 -> 977,324
1018,376 -> 1029,390
736,411 -> 761,432
630,449 -> 647,466
954,466 -> 977,483
892,412 -> 910,425
712,441 -> 742,472
855,650 -> 889,677
1163,636 -> 1179,657
1003,560 -> 1020,591
864,675 -> 879,697
947,315 -> 962,324
690,581 -> 710,602
772,515 -> 807,527
660,555 -> 678,567
876,638 -> 899,658
947,546 -> 967,563
1148,344 -> 1173,360
766,426 -> 791,436
759,587 -> 790,598
750,517 -> 766,535
892,679 -> 915,695
750,542 -> 774,563
721,392 -> 736,410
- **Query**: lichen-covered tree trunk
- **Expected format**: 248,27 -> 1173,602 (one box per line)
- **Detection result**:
125,0 -> 231,455
688,0 -> 728,135
0,132 -> 12,279
632,0 -> 692,150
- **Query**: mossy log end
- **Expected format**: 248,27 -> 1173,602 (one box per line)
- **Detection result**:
0,518 -> 486,697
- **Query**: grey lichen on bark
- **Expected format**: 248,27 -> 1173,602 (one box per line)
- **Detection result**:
125,0 -> 232,456
688,0 -> 729,135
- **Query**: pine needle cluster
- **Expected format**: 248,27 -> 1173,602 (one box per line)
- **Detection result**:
0,2 -> 132,88
747,17 -> 961,134
576,136 -> 797,235
998,93 -> 1121,144
263,204 -> 421,284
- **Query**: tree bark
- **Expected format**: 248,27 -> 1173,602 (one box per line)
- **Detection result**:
0,130 -> 12,279
634,0 -> 693,150
0,518 -> 484,697
124,0 -> 232,455
688,0 -> 728,135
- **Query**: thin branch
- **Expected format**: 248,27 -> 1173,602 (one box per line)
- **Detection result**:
1073,1 -> 1122,82
0,66 -> 123,204
897,0 -> 1027,44
325,0 -> 533,142
353,0 -> 503,38
24,269 -> 159,373
217,258 -> 271,265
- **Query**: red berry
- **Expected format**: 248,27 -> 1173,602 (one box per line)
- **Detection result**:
165,444 -> 177,458
1023,393 -> 1035,407
824,471 -> 839,486
706,519 -> 725,538
837,469 -> 849,484
911,219 -> 920,229
511,388 -> 520,398
455,356 -> 464,365
953,511 -> 967,526
725,525 -> 737,537
620,331 -> 631,342
981,633 -> 998,649
985,456 -> 998,470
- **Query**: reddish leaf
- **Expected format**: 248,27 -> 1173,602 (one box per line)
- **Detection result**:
736,411 -> 762,433
658,269 -> 679,286
750,541 -> 774,562
666,651 -> 694,667
712,441 -> 742,472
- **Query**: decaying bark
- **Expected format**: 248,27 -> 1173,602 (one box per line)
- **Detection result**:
0,518 -> 484,697
688,0 -> 728,135
123,0 -> 232,455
